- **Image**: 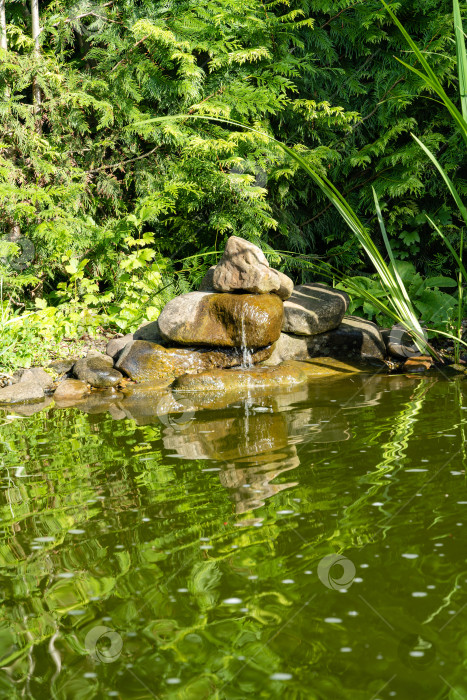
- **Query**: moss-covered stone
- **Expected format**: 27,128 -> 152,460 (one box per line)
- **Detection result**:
157,292 -> 283,347
116,340 -> 274,382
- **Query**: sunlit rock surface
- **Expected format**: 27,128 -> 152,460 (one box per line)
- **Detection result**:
158,292 -> 283,348
53,379 -> 90,402
212,235 -> 293,299
0,381 -> 45,404
282,283 -> 349,336
73,355 -> 123,388
116,340 -> 274,382
173,361 -> 309,392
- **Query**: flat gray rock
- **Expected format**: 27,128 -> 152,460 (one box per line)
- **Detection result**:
15,367 -> 54,391
282,283 -> 349,336
106,334 -> 133,359
107,321 -> 166,359
265,316 -> 385,364
263,333 -> 310,365
198,266 -> 216,291
48,359 -> 77,374
306,316 -> 385,361
383,324 -> 423,358
0,381 -> 45,404
134,320 -> 165,344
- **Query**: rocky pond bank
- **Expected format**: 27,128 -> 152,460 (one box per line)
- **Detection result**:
0,235 -> 464,416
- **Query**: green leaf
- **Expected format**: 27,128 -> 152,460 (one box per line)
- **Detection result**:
454,0 -> 467,121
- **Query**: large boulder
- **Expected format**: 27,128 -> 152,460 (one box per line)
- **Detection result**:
73,355 -> 123,388
157,292 -> 283,348
306,316 -> 385,362
265,317 -> 385,364
116,340 -> 274,382
212,236 -> 293,299
282,283 -> 349,336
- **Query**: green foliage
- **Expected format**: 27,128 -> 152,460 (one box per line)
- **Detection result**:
0,0 -> 466,364
338,261 -> 460,333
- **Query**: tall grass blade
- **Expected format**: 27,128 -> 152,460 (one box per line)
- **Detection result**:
426,215 -> 467,283
411,133 -> 467,227
453,0 -> 467,120
381,0 -> 467,145
373,188 -> 415,312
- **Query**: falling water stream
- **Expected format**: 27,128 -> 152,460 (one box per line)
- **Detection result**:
240,314 -> 254,369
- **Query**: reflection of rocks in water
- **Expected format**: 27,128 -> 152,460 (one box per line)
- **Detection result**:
220,444 -> 299,513
162,411 -> 300,512
119,382 -> 189,425
163,411 -> 288,460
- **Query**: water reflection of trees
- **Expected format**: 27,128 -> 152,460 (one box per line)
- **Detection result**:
1,374 -> 466,698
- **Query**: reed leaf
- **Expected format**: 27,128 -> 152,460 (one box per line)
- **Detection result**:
453,0 -> 467,120
426,215 -> 467,283
381,0 -> 467,146
411,133 -> 467,228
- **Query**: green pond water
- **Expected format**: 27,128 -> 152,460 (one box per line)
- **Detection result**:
1,372 -> 467,699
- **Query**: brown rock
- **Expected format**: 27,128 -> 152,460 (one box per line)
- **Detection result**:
212,235 -> 293,299
173,361 -> 308,392
116,340 -> 274,382
53,379 -> 90,401
403,356 -> 433,373
157,292 -> 283,348
73,356 -> 123,388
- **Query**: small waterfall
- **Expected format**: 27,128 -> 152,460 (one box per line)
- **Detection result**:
240,315 -> 253,369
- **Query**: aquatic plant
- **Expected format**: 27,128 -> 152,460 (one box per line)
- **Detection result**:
381,0 -> 467,360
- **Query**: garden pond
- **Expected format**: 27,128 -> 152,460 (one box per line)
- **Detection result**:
1,370 -> 467,699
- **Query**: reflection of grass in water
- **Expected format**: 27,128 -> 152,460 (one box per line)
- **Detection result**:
0,408 -> 308,695
342,378 -> 434,529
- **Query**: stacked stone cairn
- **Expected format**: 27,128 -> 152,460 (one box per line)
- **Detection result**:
0,235 -> 387,405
